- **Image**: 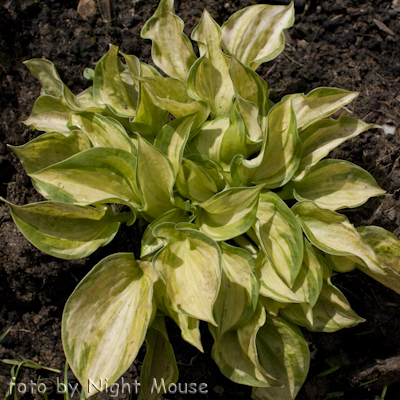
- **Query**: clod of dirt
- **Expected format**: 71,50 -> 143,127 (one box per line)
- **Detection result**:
353,356 -> 400,388
77,0 -> 97,20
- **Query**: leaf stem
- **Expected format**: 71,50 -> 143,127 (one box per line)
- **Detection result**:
276,185 -> 294,200
233,235 -> 258,257
110,212 -> 135,224
246,228 -> 260,246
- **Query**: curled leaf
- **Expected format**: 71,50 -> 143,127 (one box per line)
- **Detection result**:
220,3 -> 294,69
232,97 -> 301,188
29,147 -> 142,212
357,226 -> 400,295
188,10 -> 234,118
139,316 -> 179,400
254,191 -> 304,287
68,112 -> 134,153
137,136 -> 175,220
292,201 -> 384,277
141,0 -> 197,81
9,130 -> 90,174
283,88 -> 358,131
253,315 -> 310,400
214,242 -> 259,336
153,222 -> 222,325
281,280 -> 365,332
196,185 -> 264,241
93,45 -> 138,118
294,116 -> 380,180
3,199 -> 120,259
281,159 -> 385,210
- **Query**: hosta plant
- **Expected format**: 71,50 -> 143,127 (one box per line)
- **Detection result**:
4,0 -> 400,398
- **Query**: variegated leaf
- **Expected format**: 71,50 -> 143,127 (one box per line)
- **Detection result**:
23,95 -> 73,133
283,88 -> 358,131
292,240 -> 324,308
176,158 -> 219,203
256,251 -> 302,303
136,136 -> 175,220
24,58 -> 105,114
357,226 -> 400,295
175,313 -> 203,353
229,56 -> 270,138
121,52 -> 142,85
141,76 -> 210,132
62,254 -> 158,397
186,154 -> 226,192
255,191 -> 303,287
140,62 -> 162,78
253,315 -> 310,400
175,154 -> 226,204
188,10 -> 234,118
294,116 -> 380,180
188,115 -> 231,163
93,45 -> 138,118
73,86 -> 106,112
220,3 -> 294,70
68,112 -> 134,153
3,200 -> 120,259
219,106 -> 248,169
153,223 -> 221,324
250,97 -> 300,186
24,58 -> 63,97
66,89 -> 108,115
138,316 -> 178,400
281,160 -> 385,210
9,130 -> 90,174
281,280 -> 365,332
210,325 -> 279,388
154,279 -> 203,352
214,242 -> 259,336
154,114 -> 197,176
122,52 -> 169,137
29,147 -> 142,211
237,303 -> 280,385
292,201 -> 385,276
141,0 -> 197,81
187,107 -> 247,171
131,84 -> 169,137
235,100 -> 263,146
141,208 -> 191,258
255,239 -> 323,308
231,97 -> 301,188
196,185 -> 264,241
258,296 -> 287,317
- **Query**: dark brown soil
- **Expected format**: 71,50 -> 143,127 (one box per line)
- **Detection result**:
1,0 -> 400,399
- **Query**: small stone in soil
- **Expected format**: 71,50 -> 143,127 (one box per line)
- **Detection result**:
387,209 -> 396,221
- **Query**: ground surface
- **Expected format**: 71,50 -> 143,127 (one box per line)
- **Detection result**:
0,0 -> 400,399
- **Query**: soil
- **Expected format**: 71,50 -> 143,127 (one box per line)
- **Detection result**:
0,0 -> 400,399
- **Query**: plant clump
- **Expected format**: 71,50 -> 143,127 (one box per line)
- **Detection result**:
4,0 -> 400,399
